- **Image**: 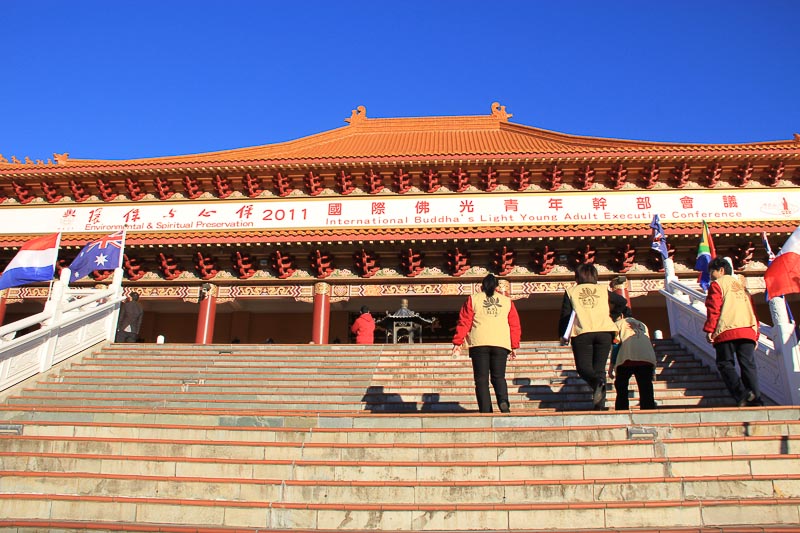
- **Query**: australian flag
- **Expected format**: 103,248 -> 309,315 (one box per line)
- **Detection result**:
68,231 -> 125,283
649,214 -> 668,260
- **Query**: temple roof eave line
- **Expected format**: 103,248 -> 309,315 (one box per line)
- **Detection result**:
0,148 -> 797,178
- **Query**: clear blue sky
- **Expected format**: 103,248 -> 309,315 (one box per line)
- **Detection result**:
2,0 -> 798,161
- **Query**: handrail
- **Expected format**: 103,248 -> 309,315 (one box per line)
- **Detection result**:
661,269 -> 800,405
0,268 -> 125,393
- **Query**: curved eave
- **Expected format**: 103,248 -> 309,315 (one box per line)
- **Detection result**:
1,149 -> 798,179
0,221 -> 796,249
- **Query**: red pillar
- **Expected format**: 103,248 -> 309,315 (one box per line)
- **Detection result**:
195,284 -> 217,344
0,290 -> 7,326
311,282 -> 330,345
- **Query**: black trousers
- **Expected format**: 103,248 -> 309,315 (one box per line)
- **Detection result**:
469,345 -> 510,413
116,331 -> 138,343
570,332 -> 614,390
714,339 -> 759,402
614,364 -> 656,410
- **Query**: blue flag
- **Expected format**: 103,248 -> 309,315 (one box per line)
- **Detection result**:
649,214 -> 668,260
68,231 -> 124,283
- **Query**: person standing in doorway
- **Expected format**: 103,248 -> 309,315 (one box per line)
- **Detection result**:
559,264 -> 628,410
452,274 -> 521,413
351,305 -> 376,344
703,257 -> 763,406
116,292 -> 143,343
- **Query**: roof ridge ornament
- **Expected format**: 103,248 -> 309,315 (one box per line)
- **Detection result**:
491,102 -> 512,121
345,105 -> 367,125
53,152 -> 69,165
794,133 -> 800,142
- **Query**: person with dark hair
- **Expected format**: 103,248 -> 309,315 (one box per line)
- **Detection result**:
351,305 -> 376,344
703,257 -> 763,406
558,263 -> 628,410
116,291 -> 143,343
608,310 -> 657,411
452,274 -> 521,413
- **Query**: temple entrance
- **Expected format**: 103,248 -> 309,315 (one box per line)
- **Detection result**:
3,285 -> 708,344
346,309 -> 460,345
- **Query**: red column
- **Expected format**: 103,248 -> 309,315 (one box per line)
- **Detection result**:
311,282 -> 330,344
0,290 -> 7,326
195,284 -> 217,344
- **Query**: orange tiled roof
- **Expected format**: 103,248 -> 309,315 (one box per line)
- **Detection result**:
1,103 -> 798,175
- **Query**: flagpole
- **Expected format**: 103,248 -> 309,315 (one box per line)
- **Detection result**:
47,232 -> 63,304
111,227 -> 127,299
763,230 -> 797,329
119,227 -> 127,269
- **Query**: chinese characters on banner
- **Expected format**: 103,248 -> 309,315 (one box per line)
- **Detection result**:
5,190 -> 799,235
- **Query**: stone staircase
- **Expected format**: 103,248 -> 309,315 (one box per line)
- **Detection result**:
0,341 -> 798,532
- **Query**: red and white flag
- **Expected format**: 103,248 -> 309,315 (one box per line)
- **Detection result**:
765,225 -> 800,299
0,233 -> 60,291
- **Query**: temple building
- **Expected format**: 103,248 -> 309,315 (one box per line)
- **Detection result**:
0,103 -> 798,343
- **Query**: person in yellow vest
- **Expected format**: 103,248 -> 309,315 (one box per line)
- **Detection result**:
608,310 -> 657,410
703,257 -> 763,406
558,264 -> 628,410
452,274 -> 521,413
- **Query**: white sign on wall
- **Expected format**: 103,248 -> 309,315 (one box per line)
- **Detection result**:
0,189 -> 797,235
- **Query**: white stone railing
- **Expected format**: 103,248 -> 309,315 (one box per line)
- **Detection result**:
661,266 -> 800,405
0,268 -> 125,393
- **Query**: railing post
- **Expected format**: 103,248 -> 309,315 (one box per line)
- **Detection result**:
663,259 -> 689,337
39,269 -> 69,372
0,289 -> 6,327
109,268 -> 124,342
768,296 -> 800,404
664,257 -> 677,286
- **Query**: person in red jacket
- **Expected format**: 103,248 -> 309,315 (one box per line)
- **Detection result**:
703,257 -> 763,406
351,306 -> 376,344
452,274 -> 521,413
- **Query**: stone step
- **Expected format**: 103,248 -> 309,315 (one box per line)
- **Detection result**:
26,373 -> 729,389
54,365 -> 712,381
2,469 -> 799,506
2,446 -> 799,483
6,405 -> 794,428
3,432 -> 798,463
6,416 -> 799,443
64,364 -> 708,375
3,340 -> 787,532
1,492 -> 798,530
5,391 -> 733,412
73,353 -> 702,365
92,340 -> 685,351
25,381 -> 729,398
